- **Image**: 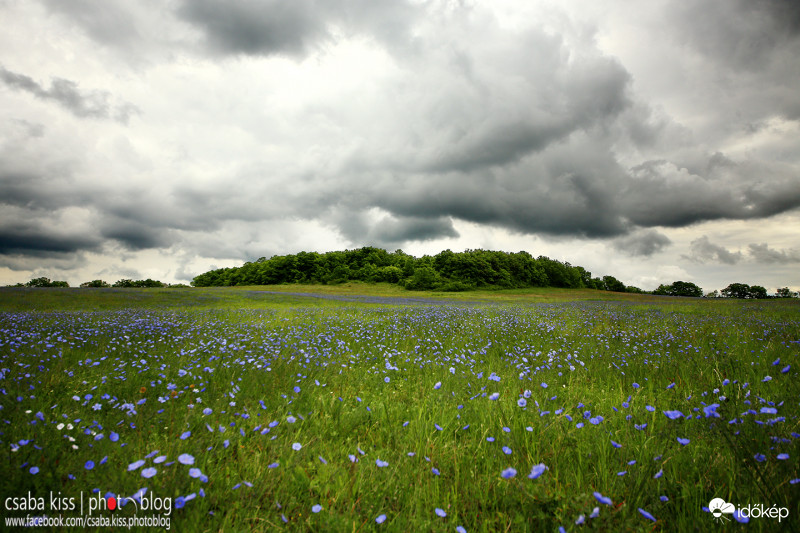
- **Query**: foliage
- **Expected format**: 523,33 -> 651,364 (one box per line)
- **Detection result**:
80,279 -> 111,288
192,247 -> 601,292
112,278 -> 167,288
721,283 -> 769,299
653,281 -> 703,297
25,277 -> 69,288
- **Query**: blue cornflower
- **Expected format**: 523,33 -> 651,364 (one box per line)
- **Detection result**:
434,382 -> 442,390
517,398 -> 527,408
85,460 -> 95,470
632,383 -> 640,389
376,459 -> 389,467
638,508 -> 656,521
180,431 -> 191,440
432,468 -> 440,476
502,446 -> 512,455
528,463 -> 547,479
292,443 -> 302,451
312,504 -> 322,513
594,492 -> 612,505
128,459 -> 145,471
384,377 -> 390,383
501,467 -> 517,479
189,468 -> 202,478
287,416 -> 297,423
654,469 -> 663,479
677,437 -> 690,446
663,410 -> 683,419
611,440 -> 621,448
110,432 -> 119,442
268,462 -> 279,468
435,508 -> 447,517
178,454 -> 195,465
489,392 -> 500,401
141,467 -> 157,478
777,453 -> 789,460
541,382 -> 548,388
30,466 -> 39,474
376,514 -> 386,524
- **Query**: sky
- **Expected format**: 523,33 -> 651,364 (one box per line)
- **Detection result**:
1,0 -> 799,292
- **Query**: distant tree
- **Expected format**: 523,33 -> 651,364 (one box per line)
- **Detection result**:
25,277 -> 69,288
775,287 -> 798,298
625,285 -> 646,294
704,290 -> 719,298
80,280 -> 110,288
748,285 -> 768,299
405,265 -> 440,290
602,275 -> 626,292
654,281 -> 703,297
113,279 -> 135,288
721,283 -> 751,299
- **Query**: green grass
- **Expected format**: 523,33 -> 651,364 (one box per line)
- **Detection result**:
1,287 -> 799,531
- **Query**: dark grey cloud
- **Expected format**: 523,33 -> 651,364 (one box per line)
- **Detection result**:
613,230 -> 672,257
748,243 -> 800,263
0,223 -> 100,257
672,0 -> 800,71
683,236 -> 743,265
0,66 -> 139,123
175,0 -> 419,58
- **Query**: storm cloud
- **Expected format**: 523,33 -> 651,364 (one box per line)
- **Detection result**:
0,66 -> 139,123
0,0 -> 798,290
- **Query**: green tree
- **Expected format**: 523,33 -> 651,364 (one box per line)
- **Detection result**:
80,280 -> 110,288
748,285 -> 768,299
602,275 -> 626,292
721,283 -> 750,299
776,287 -> 798,298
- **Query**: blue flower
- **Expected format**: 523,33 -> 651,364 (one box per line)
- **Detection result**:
312,504 -> 322,513
435,508 -> 447,517
376,459 -> 389,467
654,469 -> 663,479
502,446 -> 512,455
632,382 -> 640,389
777,453 -> 789,460
663,410 -> 683,419
541,382 -> 548,388
180,431 -> 191,440
594,492 -> 612,505
517,398 -> 527,408
85,460 -> 95,470
268,462 -> 279,468
141,467 -> 157,478
501,467 -> 517,479
292,443 -> 302,451
528,463 -> 547,479
677,437 -> 690,446
178,454 -> 195,465
30,466 -> 39,475
489,392 -> 500,401
384,377 -> 390,383
434,382 -> 442,390
432,468 -> 440,476
128,459 -> 145,471
638,508 -> 656,521
189,468 -> 202,478
376,514 -> 386,524
611,440 -> 621,448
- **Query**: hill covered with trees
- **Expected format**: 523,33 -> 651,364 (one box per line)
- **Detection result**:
191,247 -> 636,292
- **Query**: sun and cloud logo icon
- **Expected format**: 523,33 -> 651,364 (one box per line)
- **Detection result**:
709,498 -> 736,522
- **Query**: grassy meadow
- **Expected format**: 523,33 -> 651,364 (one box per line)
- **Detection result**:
1,286 -> 799,531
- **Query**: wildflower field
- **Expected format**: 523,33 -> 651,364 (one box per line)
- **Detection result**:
1,286 -> 799,531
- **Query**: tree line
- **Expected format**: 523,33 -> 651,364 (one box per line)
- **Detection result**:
190,246 -> 797,298
6,277 -> 188,288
